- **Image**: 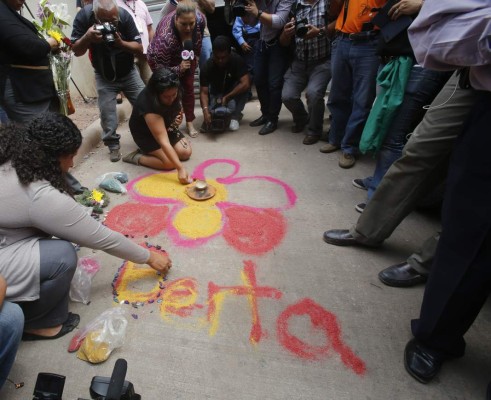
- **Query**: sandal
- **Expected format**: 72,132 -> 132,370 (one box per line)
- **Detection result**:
22,312 -> 80,341
187,127 -> 199,138
122,149 -> 142,165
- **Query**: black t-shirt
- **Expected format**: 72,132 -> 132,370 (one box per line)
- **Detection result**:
129,87 -> 182,139
71,5 -> 141,81
199,52 -> 248,95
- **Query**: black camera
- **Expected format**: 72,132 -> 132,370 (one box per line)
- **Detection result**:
294,17 -> 309,38
232,0 -> 246,17
94,22 -> 117,45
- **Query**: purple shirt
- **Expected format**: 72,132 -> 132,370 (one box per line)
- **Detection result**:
256,0 -> 295,42
408,0 -> 491,91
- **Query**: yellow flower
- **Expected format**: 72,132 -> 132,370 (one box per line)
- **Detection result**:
90,189 -> 104,203
48,30 -> 63,43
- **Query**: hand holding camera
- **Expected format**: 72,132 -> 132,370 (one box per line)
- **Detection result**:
91,22 -> 119,46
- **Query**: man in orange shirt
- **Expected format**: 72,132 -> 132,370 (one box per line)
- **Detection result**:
320,0 -> 385,168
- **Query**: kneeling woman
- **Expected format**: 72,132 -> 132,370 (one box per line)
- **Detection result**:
123,68 -> 193,184
0,113 -> 172,340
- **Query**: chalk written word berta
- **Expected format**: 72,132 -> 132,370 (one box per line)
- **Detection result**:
113,259 -> 366,375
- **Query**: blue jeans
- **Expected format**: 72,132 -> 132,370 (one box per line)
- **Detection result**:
200,36 -> 212,71
327,36 -> 380,154
362,67 -> 452,200
0,302 -> 24,390
0,106 -> 8,125
95,67 -> 145,149
253,40 -> 289,123
209,90 -> 247,120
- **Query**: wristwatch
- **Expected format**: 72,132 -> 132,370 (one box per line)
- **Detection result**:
257,10 -> 263,19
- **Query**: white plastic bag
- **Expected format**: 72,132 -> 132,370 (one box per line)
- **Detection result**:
69,307 -> 128,364
69,256 -> 101,304
95,172 -> 129,193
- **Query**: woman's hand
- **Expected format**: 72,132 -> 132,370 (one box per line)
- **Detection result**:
177,166 -> 192,184
174,110 -> 183,126
47,37 -> 60,52
388,0 -> 423,20
146,250 -> 172,276
180,60 -> 191,71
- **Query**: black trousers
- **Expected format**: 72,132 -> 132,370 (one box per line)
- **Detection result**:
411,90 -> 491,358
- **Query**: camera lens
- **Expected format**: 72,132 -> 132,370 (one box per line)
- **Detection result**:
295,20 -> 308,38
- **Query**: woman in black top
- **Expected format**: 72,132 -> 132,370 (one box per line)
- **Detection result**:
0,0 -> 59,123
124,68 -> 193,184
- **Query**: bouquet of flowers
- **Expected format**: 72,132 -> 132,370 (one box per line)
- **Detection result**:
33,0 -> 74,116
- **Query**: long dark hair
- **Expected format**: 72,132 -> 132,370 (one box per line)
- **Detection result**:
147,67 -> 182,113
0,112 -> 82,193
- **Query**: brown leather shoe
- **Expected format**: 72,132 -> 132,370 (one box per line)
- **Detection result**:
339,152 -> 356,168
303,135 -> 319,145
319,143 -> 339,153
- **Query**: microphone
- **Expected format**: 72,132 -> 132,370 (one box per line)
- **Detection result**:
181,39 -> 195,61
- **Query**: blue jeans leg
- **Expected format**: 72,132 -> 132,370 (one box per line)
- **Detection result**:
0,302 -> 24,390
327,37 -> 379,154
366,67 -> 453,200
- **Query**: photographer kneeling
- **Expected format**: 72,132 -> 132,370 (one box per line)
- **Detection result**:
71,0 -> 145,162
199,36 -> 250,133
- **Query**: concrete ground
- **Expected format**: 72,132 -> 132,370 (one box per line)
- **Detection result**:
2,98 -> 491,400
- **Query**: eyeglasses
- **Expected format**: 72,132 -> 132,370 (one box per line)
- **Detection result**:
157,73 -> 179,85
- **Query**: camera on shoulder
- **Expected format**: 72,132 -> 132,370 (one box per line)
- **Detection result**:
94,22 -> 118,45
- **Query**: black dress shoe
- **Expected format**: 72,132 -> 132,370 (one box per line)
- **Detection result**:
249,115 -> 268,127
404,338 -> 445,384
378,262 -> 428,287
323,229 -> 359,246
258,121 -> 277,135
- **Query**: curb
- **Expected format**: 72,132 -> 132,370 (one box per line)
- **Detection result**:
73,100 -> 132,167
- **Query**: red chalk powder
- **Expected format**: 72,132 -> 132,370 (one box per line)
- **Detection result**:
222,207 -> 287,255
105,203 -> 169,237
277,298 -> 366,375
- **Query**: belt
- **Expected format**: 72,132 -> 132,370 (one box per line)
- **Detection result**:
10,64 -> 50,70
336,31 -> 379,41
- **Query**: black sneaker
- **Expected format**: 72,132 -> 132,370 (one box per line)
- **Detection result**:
352,179 -> 368,190
109,148 -> 121,162
355,203 -> 366,213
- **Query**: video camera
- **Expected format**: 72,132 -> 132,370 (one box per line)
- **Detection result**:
32,359 -> 141,400
209,102 -> 233,133
94,22 -> 118,45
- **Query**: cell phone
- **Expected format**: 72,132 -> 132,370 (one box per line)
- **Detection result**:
32,373 -> 65,400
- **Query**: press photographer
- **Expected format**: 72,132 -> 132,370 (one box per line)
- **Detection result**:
71,0 -> 145,162
280,0 -> 332,145
199,36 -> 250,133
244,0 -> 294,135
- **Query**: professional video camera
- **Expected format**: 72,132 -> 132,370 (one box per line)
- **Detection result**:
94,22 -> 117,45
209,101 -> 233,133
232,0 -> 247,17
32,359 -> 141,400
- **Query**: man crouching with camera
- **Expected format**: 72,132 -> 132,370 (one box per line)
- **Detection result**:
280,0 -> 332,145
199,36 -> 250,133
71,0 -> 145,162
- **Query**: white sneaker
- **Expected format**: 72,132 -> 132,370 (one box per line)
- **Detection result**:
229,119 -> 239,131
